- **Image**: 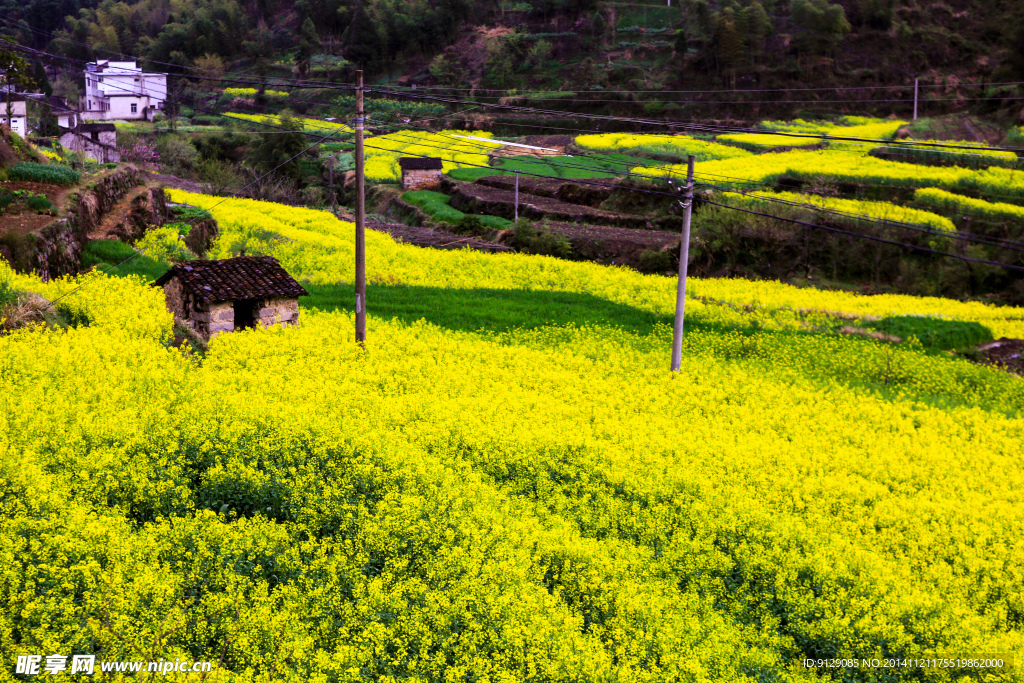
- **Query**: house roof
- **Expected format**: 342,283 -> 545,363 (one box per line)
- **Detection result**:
153,256 -> 309,304
44,96 -> 75,114
399,157 -> 443,171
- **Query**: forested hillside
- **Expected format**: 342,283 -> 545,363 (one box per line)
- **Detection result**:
2,0 -> 1024,121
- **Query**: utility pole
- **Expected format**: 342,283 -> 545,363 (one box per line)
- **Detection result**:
913,77 -> 919,121
328,153 -> 335,210
354,70 -> 366,346
514,170 -> 519,222
670,155 -> 695,373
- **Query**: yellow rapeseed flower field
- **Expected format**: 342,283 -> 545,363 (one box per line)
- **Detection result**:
2,191 -> 1023,682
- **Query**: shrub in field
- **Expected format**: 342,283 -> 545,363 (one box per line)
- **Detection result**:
25,196 -> 53,212
507,217 -> 572,258
8,162 -> 80,186
454,214 -> 492,237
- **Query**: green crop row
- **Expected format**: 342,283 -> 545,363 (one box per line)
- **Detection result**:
8,162 -> 80,186
402,190 -> 512,230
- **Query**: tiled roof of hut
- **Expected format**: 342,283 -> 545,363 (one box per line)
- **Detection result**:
79,122 -> 117,133
153,256 -> 309,304
398,157 -> 443,170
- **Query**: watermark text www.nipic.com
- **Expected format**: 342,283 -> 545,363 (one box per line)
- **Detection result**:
15,655 -> 214,676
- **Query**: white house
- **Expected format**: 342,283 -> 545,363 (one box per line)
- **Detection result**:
0,94 -> 28,136
47,96 -> 78,129
81,60 -> 166,121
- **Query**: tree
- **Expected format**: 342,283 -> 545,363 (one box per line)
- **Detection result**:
0,38 -> 35,133
296,17 -> 321,78
429,49 -> 465,89
246,112 -> 310,180
714,8 -> 745,87
192,53 -> 226,91
790,0 -> 851,56
742,2 -> 772,64
52,73 -> 81,106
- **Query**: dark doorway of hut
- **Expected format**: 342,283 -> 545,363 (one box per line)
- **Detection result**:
233,298 -> 259,330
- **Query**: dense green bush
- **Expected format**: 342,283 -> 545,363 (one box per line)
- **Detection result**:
26,196 -> 53,212
8,163 -> 80,186
507,218 -> 573,258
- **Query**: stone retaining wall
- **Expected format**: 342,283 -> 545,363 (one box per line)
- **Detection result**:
22,166 -> 146,280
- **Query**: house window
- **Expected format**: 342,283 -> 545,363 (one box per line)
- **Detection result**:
130,103 -> 137,114
98,76 -> 103,82
90,131 -> 99,142
87,100 -> 92,110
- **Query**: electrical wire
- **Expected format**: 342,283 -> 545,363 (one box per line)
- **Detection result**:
17,44 -> 1024,275
702,197 -> 1024,271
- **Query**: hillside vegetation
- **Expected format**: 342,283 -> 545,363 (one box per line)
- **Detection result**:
5,0 -> 1024,122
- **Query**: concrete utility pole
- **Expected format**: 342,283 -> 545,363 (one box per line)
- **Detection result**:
354,70 -> 366,346
514,170 -> 519,222
913,77 -> 919,121
670,155 -> 695,373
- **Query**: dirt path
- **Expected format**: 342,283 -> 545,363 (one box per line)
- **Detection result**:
89,185 -> 152,239
147,172 -> 205,194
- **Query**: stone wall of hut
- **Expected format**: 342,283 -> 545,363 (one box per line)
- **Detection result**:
402,168 -> 443,189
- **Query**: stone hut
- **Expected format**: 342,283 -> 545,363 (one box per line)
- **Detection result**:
153,256 -> 308,341
59,123 -> 120,163
399,157 -> 443,189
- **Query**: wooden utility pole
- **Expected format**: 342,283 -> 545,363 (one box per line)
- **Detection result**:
354,70 -> 366,346
670,155 -> 695,373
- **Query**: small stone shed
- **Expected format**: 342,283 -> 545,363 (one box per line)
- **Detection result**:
399,157 -> 443,189
59,123 -> 120,163
153,256 -> 309,340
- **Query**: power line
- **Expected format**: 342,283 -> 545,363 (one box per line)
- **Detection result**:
13,31 -> 1018,158
18,44 -> 1024,274
364,87 -> 1024,154
377,81 -> 1024,94
702,198 -> 1024,272
698,184 -> 1024,253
